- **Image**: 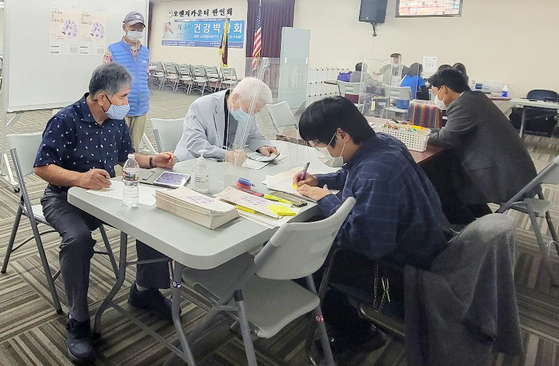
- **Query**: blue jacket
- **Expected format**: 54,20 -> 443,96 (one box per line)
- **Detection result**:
316,133 -> 447,269
108,40 -> 150,116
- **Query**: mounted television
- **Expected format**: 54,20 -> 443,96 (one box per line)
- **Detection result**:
396,0 -> 463,17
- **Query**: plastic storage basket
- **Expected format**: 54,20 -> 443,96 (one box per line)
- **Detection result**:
378,124 -> 430,152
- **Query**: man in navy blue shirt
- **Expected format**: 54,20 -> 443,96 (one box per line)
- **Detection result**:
34,63 -> 175,363
294,96 -> 447,355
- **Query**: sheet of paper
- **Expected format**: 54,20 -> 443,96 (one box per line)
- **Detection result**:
263,166 -> 338,200
86,180 -> 163,206
241,153 -> 287,170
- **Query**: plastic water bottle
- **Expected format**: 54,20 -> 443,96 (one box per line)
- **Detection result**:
193,150 -> 210,193
122,153 -> 140,207
501,84 -> 509,98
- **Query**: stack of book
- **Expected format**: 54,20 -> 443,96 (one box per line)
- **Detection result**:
155,187 -> 238,229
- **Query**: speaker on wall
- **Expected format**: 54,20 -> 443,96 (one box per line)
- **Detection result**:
359,0 -> 388,24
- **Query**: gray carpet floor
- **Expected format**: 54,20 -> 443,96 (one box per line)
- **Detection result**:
0,88 -> 558,366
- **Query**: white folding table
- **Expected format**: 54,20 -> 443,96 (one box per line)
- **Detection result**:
67,143 -> 331,364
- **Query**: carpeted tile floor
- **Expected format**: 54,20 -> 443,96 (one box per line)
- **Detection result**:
0,88 -> 558,366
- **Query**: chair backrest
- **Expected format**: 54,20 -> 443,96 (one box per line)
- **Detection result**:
7,133 -> 43,178
542,155 -> 559,184
255,198 -> 356,280
499,154 -> 559,208
266,101 -> 298,133
205,65 -> 219,77
152,61 -> 164,73
192,65 -> 208,78
337,81 -> 361,96
163,62 -> 178,75
383,84 -> 412,100
527,89 -> 559,101
221,67 -> 237,80
151,118 -> 184,152
177,64 -> 192,77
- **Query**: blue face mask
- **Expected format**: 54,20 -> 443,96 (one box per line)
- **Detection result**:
230,106 -> 251,123
102,94 -> 130,120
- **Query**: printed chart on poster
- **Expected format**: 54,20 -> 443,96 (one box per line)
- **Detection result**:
397,0 -> 462,17
162,18 -> 245,48
50,4 -> 107,55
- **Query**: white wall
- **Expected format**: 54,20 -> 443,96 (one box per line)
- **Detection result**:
149,0 -> 247,75
294,0 -> 559,98
150,0 -> 558,98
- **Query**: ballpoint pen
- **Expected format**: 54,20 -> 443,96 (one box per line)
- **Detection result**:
293,162 -> 311,190
300,162 -> 310,180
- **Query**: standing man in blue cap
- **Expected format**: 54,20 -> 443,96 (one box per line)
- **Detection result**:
104,11 -> 150,153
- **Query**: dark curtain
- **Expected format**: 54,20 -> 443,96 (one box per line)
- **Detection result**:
246,0 -> 295,59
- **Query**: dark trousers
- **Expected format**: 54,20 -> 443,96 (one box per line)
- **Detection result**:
41,189 -> 170,322
315,248 -> 405,341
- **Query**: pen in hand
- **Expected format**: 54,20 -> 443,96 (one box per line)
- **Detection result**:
300,162 -> 310,181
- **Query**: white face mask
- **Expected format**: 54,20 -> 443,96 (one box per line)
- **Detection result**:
315,132 -> 345,168
126,30 -> 143,41
433,88 -> 448,110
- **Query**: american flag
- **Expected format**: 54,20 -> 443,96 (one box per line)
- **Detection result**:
251,0 -> 262,71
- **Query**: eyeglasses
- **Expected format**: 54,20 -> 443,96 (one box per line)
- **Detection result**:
308,132 -> 337,149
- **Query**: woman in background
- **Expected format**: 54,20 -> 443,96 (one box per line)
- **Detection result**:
397,62 -> 428,109
453,62 -> 469,85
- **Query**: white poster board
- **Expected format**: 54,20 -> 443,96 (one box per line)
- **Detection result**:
4,0 -> 149,112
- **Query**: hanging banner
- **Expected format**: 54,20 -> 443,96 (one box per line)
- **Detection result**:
162,18 -> 245,48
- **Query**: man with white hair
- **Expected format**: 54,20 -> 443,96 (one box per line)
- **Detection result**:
174,77 -> 277,162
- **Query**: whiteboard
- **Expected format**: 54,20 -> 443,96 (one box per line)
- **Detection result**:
4,0 -> 149,112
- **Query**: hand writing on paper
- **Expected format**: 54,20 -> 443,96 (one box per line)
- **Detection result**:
258,145 -> 278,156
293,171 -> 318,188
297,184 -> 331,201
154,152 -> 175,169
80,169 -> 111,190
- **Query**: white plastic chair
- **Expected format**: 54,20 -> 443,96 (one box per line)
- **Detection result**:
150,61 -> 166,90
162,62 -> 180,92
383,84 -> 412,118
1,133 -> 118,314
266,101 -> 298,133
220,67 -> 238,89
190,65 -> 209,95
204,65 -> 221,92
150,118 -> 184,152
176,64 -> 193,94
497,155 -> 559,285
182,198 -> 356,366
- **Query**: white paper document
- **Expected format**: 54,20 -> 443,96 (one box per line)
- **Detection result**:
263,167 -> 338,200
86,180 -> 162,206
242,154 -> 287,170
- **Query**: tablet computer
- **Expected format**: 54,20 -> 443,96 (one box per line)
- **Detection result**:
153,171 -> 190,188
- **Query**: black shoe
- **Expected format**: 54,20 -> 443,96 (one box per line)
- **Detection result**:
66,316 -> 95,363
316,326 -> 387,355
128,283 -> 173,321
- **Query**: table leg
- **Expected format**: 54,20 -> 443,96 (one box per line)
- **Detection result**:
94,231 -> 128,337
171,262 -> 197,365
519,107 -> 527,138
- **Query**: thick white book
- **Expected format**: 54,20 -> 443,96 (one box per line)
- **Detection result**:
155,187 -> 238,229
